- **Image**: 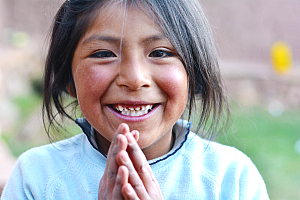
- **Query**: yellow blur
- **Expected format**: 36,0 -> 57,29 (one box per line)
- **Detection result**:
271,41 -> 293,75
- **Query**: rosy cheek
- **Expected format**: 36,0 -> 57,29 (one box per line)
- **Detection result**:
73,67 -> 113,117
161,67 -> 188,98
76,67 -> 111,94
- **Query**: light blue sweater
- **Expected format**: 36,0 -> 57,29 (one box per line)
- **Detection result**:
2,119 -> 269,199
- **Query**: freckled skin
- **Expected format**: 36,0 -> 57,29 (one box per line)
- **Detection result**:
71,5 -> 188,160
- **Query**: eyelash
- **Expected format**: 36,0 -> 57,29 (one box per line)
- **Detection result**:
90,49 -> 174,59
90,50 -> 116,58
149,50 -> 174,58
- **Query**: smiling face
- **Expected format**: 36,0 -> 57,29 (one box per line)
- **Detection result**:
71,3 -> 188,160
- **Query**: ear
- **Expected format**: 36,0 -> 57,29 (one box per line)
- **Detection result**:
66,82 -> 77,98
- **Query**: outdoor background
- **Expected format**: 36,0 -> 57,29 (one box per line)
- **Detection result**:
0,0 -> 299,199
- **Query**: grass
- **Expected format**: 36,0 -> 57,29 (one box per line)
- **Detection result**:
216,103 -> 300,200
1,93 -> 44,157
1,93 -> 81,157
11,93 -> 42,119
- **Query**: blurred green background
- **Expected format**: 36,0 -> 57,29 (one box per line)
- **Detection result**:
217,104 -> 300,199
0,0 -> 299,199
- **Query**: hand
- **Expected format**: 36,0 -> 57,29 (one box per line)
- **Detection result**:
98,123 -> 129,200
117,130 -> 164,199
98,123 -> 164,200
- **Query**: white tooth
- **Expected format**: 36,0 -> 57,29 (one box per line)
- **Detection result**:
129,110 -> 133,116
135,111 -> 140,116
136,111 -> 140,116
131,110 -> 137,116
121,110 -> 128,116
118,106 -> 123,111
146,105 -> 151,111
141,110 -> 146,115
119,106 -> 153,116
137,110 -> 143,116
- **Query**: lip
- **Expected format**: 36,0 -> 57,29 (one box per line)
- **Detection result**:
106,103 -> 161,122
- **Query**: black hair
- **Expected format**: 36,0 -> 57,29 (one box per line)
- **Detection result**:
43,0 -> 229,140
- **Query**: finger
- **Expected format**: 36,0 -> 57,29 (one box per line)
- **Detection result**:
105,123 -> 129,169
125,131 -> 160,194
131,130 -> 139,142
122,183 -> 140,200
125,132 -> 156,188
103,124 -> 129,189
112,166 -> 129,200
106,135 -> 127,181
107,123 -> 130,159
117,150 -> 149,199
99,135 -> 127,196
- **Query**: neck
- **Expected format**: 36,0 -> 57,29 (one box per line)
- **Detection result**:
94,129 -> 175,161
140,130 -> 175,161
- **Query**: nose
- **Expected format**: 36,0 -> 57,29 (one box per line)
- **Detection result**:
116,56 -> 151,90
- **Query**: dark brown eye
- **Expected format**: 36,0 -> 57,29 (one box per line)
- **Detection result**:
149,50 -> 174,58
90,50 -> 116,58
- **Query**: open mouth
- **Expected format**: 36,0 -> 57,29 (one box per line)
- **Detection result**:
111,104 -> 159,117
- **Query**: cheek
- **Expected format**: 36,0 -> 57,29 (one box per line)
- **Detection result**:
162,67 -> 188,98
167,72 -> 187,92
158,65 -> 188,110
73,67 -> 114,108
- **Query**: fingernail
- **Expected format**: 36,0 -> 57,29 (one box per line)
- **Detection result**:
127,133 -> 135,145
119,123 -> 129,134
133,130 -> 139,141
118,124 -> 124,132
126,183 -> 133,194
121,152 -> 129,162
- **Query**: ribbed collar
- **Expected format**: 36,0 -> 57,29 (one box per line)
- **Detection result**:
75,118 -> 191,165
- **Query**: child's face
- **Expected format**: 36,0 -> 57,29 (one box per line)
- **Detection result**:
71,4 -> 188,159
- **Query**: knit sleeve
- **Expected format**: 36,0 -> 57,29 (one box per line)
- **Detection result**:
1,134 -> 102,200
1,155 -> 35,200
219,153 -> 269,200
1,144 -> 56,200
238,157 -> 269,200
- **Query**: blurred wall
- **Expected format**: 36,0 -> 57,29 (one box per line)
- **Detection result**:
1,0 -> 63,39
0,0 -> 299,63
200,0 -> 300,63
0,0 -> 3,31
0,0 -> 65,100
199,0 -> 300,108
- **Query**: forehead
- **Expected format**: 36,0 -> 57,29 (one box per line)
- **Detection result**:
79,2 -> 165,45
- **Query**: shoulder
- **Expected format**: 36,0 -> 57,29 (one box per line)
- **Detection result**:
185,132 -> 254,169
184,132 -> 260,180
2,134 -> 89,199
14,134 -> 86,178
19,133 -> 86,164
183,133 -> 269,199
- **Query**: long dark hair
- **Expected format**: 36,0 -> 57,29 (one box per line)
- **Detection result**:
43,0 -> 229,140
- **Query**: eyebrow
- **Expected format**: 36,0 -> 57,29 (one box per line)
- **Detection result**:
81,34 -> 167,46
143,34 -> 167,44
82,35 -> 120,45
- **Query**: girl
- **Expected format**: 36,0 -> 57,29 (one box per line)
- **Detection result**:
2,0 -> 269,199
